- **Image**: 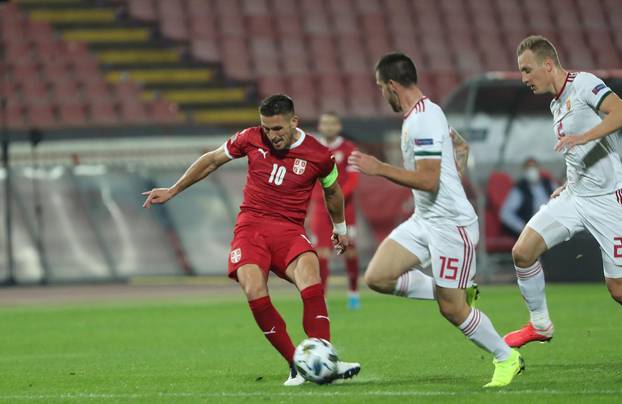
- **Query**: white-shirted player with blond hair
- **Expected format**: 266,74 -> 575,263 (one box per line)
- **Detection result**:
504,35 -> 622,348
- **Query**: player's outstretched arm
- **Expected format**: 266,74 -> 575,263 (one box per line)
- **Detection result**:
555,92 -> 622,151
322,181 -> 349,255
142,145 -> 231,208
348,151 -> 440,193
450,128 -> 470,177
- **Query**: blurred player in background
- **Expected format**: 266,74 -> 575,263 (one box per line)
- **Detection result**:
504,35 -> 622,348
142,94 -> 360,386
309,112 -> 361,309
350,52 -> 523,388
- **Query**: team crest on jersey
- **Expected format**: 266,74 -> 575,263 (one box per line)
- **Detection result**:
293,158 -> 307,175
230,248 -> 242,264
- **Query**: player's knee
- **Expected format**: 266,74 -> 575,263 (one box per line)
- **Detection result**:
512,241 -> 536,268
241,280 -> 268,300
607,284 -> 622,305
437,300 -> 463,324
364,269 -> 387,292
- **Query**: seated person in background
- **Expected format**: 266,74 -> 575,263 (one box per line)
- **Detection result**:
500,158 -> 558,238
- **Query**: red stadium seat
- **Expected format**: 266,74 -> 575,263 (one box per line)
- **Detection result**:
191,39 -> 220,62
149,99 -> 180,124
484,171 -> 516,252
128,0 -> 157,21
26,102 -> 57,129
119,100 -> 149,124
58,100 -> 88,127
242,0 -> 269,16
89,100 -> 119,126
186,0 -> 211,17
270,0 -> 297,16
258,76 -> 287,97
3,100 -> 26,129
50,79 -> 80,101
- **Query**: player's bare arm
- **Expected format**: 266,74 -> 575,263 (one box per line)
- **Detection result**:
450,128 -> 470,177
550,182 -> 566,199
142,145 -> 231,208
555,92 -> 622,151
348,151 -> 440,193
322,180 -> 349,254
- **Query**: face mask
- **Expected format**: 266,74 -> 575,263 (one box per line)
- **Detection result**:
525,167 -> 540,183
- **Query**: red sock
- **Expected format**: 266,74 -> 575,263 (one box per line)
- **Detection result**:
300,283 -> 330,341
248,296 -> 295,363
346,256 -> 359,292
318,257 -> 329,293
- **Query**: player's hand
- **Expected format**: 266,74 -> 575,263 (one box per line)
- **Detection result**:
142,187 -> 175,208
554,134 -> 586,152
348,151 -> 382,176
331,233 -> 349,255
550,184 -> 566,199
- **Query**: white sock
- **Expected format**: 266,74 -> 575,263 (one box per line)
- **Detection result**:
516,261 -> 552,330
393,269 -> 436,300
459,308 -> 512,361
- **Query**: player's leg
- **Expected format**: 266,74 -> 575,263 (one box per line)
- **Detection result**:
432,222 -> 523,387
600,242 -> 622,305
316,247 -> 331,292
505,193 -> 582,347
344,203 -> 361,309
364,218 -> 435,299
236,264 -> 297,365
285,251 -> 361,381
285,252 -> 330,341
578,192 -> 622,306
344,246 -> 361,309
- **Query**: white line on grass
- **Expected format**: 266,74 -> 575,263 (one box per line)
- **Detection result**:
1,390 -> 622,400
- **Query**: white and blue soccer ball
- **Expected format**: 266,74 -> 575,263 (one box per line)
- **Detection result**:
293,338 -> 338,384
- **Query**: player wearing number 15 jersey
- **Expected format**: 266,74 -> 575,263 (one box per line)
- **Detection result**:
349,53 -> 523,388
142,94 -> 360,386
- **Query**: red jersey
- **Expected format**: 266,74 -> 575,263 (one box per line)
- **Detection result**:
311,136 -> 358,203
224,126 -> 335,226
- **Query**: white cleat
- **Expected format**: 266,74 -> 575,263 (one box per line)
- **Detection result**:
283,367 -> 306,386
331,361 -> 361,382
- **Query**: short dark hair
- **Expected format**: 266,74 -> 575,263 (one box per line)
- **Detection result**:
517,35 -> 560,66
259,94 -> 295,117
375,52 -> 418,86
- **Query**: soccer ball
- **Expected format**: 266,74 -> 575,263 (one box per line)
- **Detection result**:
293,338 -> 339,384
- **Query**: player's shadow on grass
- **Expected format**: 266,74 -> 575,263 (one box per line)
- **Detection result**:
323,374 -> 479,388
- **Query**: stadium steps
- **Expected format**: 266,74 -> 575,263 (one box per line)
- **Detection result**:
16,0 -> 260,126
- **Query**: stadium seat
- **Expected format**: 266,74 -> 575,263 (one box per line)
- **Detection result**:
89,100 -> 119,126
58,100 -> 88,127
128,0 -> 157,21
119,100 -> 149,125
484,170 -> 516,253
26,102 -> 57,129
149,99 -> 180,124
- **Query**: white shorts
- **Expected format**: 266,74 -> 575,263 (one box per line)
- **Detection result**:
389,215 -> 479,289
526,189 -> 622,278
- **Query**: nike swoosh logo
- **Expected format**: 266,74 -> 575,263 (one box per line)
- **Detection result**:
315,315 -> 330,321
263,326 -> 276,335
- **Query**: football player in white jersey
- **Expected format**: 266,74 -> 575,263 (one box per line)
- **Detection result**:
349,52 -> 524,388
504,35 -> 622,348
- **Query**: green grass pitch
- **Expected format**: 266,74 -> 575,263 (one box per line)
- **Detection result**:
0,283 -> 621,403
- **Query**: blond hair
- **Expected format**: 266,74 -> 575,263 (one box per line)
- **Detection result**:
517,35 -> 560,66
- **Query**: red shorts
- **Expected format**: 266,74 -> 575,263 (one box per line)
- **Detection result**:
228,212 -> 316,281
310,198 -> 356,249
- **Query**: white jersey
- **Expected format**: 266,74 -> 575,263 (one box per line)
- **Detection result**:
551,72 -> 622,196
401,97 -> 477,225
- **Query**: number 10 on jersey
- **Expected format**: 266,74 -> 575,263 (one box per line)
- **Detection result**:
269,164 -> 286,185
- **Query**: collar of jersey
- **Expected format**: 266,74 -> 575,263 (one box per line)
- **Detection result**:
319,136 -> 344,149
289,128 -> 306,149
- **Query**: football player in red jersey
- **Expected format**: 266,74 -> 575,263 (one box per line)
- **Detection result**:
142,94 -> 360,386
309,112 -> 361,309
